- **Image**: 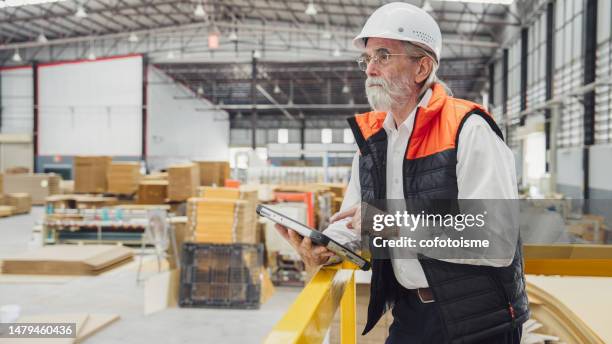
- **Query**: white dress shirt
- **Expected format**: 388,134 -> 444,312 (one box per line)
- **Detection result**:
323,88 -> 518,289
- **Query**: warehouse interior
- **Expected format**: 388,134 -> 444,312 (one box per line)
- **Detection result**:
0,0 -> 611,343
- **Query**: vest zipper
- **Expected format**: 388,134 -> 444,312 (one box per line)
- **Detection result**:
402,109 -> 419,197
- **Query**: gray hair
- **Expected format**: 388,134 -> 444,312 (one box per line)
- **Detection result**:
403,42 -> 452,98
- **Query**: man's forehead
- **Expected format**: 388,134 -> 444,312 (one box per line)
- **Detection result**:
364,38 -> 404,51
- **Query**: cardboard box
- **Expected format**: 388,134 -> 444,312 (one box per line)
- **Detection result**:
74,156 -> 112,193
5,193 -> 32,214
138,180 -> 168,204
107,162 -> 141,195
194,161 -> 230,187
168,163 -> 199,201
3,173 -> 61,205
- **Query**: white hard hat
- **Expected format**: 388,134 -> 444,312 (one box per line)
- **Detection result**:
353,2 -> 442,62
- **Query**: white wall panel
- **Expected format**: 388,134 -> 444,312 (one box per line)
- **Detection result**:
147,66 -> 229,168
38,55 -> 142,156
1,67 -> 33,134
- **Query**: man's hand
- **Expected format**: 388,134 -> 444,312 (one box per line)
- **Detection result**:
330,203 -> 361,233
275,224 -> 335,268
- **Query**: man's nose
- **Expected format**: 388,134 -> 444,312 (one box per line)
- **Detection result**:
366,61 -> 380,77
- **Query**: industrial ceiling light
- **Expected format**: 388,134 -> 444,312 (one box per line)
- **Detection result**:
422,0 -> 434,12
228,30 -> 238,42
322,30 -> 332,39
167,51 -> 176,59
37,32 -> 48,43
197,85 -> 204,95
194,2 -> 206,17
304,0 -> 317,16
75,5 -> 87,18
252,50 -> 261,59
342,84 -> 350,94
128,32 -> 139,42
332,48 -> 341,57
12,49 -> 22,62
273,83 -> 281,94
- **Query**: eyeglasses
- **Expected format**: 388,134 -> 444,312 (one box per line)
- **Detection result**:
356,50 -> 424,71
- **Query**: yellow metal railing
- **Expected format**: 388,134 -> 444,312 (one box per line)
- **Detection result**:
264,261 -> 359,344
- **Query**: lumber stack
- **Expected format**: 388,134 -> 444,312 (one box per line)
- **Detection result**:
189,186 -> 258,244
0,245 -> 133,275
107,162 -> 141,194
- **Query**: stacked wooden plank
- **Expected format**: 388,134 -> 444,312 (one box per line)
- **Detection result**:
0,205 -> 15,217
188,198 -> 242,243
107,162 -> 141,194
0,245 -> 133,275
5,192 -> 32,214
168,163 -> 199,201
191,186 -> 258,244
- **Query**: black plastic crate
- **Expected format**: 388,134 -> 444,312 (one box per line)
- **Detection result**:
179,243 -> 263,309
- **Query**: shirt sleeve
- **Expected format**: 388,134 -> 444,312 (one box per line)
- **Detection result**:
447,115 -> 519,267
323,151 -> 361,246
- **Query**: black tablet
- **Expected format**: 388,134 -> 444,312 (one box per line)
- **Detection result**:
256,204 -> 371,271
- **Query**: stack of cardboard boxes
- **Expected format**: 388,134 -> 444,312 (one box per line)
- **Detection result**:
194,161 -> 230,187
188,186 -> 259,244
74,156 -> 112,193
107,162 -> 141,195
168,163 -> 199,201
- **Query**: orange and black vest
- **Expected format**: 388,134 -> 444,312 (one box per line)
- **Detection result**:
347,83 -> 529,343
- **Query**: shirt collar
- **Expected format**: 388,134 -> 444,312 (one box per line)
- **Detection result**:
383,87 -> 433,133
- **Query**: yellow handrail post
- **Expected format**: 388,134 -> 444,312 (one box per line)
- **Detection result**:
340,269 -> 356,344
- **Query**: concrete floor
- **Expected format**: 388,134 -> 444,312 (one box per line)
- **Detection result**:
0,207 -> 301,344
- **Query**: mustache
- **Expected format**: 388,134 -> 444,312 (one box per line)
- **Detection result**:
365,77 -> 390,90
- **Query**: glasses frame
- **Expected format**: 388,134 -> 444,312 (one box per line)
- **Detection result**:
356,50 -> 425,72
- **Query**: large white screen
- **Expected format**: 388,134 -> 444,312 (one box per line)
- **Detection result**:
38,55 -> 142,156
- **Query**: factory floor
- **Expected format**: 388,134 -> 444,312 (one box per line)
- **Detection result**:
0,207 -> 301,344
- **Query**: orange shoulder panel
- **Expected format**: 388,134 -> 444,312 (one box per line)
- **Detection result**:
406,94 -> 491,160
353,111 -> 387,141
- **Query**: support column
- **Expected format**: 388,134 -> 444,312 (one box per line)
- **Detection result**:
583,0 -> 597,201
33,62 -> 39,172
251,51 -> 258,150
520,27 -> 528,126
545,1 -> 554,171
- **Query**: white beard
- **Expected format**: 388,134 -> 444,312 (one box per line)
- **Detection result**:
365,75 -> 414,112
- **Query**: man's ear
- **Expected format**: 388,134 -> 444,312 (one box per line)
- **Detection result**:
414,58 -> 433,84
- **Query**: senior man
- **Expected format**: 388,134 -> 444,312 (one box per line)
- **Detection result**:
276,3 -> 528,343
